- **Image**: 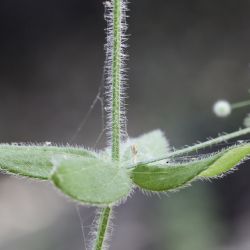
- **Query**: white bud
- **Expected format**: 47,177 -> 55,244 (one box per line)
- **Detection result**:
213,100 -> 231,117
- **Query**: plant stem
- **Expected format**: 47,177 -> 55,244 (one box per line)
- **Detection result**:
93,0 -> 123,249
134,127 -> 250,166
231,100 -> 250,110
112,0 -> 122,161
93,207 -> 112,250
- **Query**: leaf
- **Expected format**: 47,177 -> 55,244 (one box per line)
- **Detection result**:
0,144 -> 96,179
50,157 -> 132,206
121,130 -> 169,164
130,144 -> 250,192
130,154 -> 221,191
199,144 -> 250,177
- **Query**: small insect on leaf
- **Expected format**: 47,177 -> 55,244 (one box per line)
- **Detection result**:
131,144 -> 138,164
121,130 -> 170,164
130,144 -> 250,192
51,156 -> 132,206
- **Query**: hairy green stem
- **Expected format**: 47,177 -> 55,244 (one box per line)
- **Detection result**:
134,127 -> 250,166
93,207 -> 112,250
94,1 -> 123,249
112,0 -> 122,161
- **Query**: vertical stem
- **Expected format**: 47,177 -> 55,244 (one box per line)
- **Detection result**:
112,0 -> 122,161
93,207 -> 112,250
93,0 -> 123,249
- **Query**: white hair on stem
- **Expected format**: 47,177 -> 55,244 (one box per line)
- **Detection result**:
88,208 -> 114,250
90,2 -> 129,249
104,0 -> 129,150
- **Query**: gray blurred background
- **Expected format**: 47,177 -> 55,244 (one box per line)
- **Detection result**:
0,0 -> 250,249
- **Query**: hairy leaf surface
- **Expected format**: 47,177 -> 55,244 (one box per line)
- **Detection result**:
131,155 -> 220,191
121,130 -> 169,164
131,144 -> 250,191
51,157 -> 132,205
0,145 -> 95,179
199,144 -> 250,177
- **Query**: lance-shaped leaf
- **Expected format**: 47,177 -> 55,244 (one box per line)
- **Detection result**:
130,155 -> 221,191
130,144 -> 250,192
0,144 -> 96,179
199,144 -> 250,177
50,157 -> 132,206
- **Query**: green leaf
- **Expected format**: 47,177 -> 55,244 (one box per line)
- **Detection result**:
0,144 -> 96,179
121,130 -> 169,164
130,154 -> 221,191
50,157 -> 132,206
130,144 -> 250,192
199,144 -> 250,177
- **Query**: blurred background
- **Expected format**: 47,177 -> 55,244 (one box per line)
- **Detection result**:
0,0 -> 250,249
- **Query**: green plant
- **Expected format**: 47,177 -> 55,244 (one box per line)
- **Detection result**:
1,1 -> 250,249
